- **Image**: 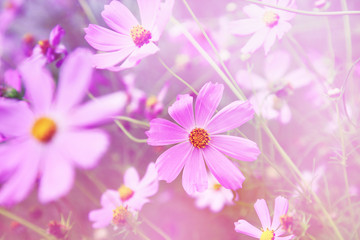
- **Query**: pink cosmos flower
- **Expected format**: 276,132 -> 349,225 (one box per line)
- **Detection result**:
230,0 -> 296,54
89,163 -> 158,228
0,48 -> 126,205
122,74 -> 146,117
235,196 -> 294,240
84,0 -> 174,71
146,82 -> 261,194
145,81 -> 169,120
192,173 -> 234,212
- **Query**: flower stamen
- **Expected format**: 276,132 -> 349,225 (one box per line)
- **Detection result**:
189,128 -> 210,149
32,117 -> 57,143
260,229 -> 275,240
118,185 -> 134,201
112,206 -> 130,225
130,25 -> 152,48
263,11 -> 279,28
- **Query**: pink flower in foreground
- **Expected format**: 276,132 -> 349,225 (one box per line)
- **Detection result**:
146,82 -> 261,194
192,173 -> 234,212
84,0 -> 174,71
235,196 -> 294,240
89,163 -> 158,228
0,48 -> 126,205
230,0 -> 296,54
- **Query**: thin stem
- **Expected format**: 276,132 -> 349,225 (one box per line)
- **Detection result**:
142,216 -> 171,240
340,0 -> 353,68
246,0 -> 360,16
158,57 -> 198,95
0,208 -> 55,240
136,229 -> 151,240
114,120 -> 148,143
78,0 -> 98,24
114,116 -> 150,128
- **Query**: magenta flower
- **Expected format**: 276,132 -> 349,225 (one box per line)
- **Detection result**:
0,48 -> 126,205
84,0 -> 174,71
230,0 -> 296,54
89,163 -> 158,228
235,196 -> 294,240
146,82 -> 261,194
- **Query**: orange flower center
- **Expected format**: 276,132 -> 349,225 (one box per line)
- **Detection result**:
32,117 -> 57,143
118,185 -> 134,201
263,11 -> 279,27
112,206 -> 130,225
260,229 -> 275,240
189,128 -> 210,149
130,25 -> 152,48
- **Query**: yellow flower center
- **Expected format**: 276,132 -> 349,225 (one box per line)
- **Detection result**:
213,183 -> 222,191
118,185 -> 134,201
38,40 -> 50,54
263,11 -> 279,27
130,25 -> 152,48
260,229 -> 275,240
32,117 -> 57,143
189,128 -> 210,149
146,95 -> 158,108
112,206 -> 130,225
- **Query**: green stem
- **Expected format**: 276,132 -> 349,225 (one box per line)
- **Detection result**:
246,0 -> 360,16
78,0 -> 98,24
114,120 -> 148,143
0,208 -> 55,240
114,116 -> 150,128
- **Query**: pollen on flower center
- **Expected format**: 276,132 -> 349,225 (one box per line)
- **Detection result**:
118,185 -> 134,201
112,206 -> 130,225
38,40 -> 50,54
130,25 -> 152,48
260,229 -> 275,240
213,183 -> 222,191
189,128 -> 210,149
263,11 -> 279,27
32,117 -> 57,143
146,95 -> 158,108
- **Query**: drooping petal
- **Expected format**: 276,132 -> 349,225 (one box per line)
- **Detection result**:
182,149 -> 207,194
55,48 -> 93,112
236,70 -> 267,91
241,27 -> 269,54
137,0 -> 161,30
229,19 -> 264,36
264,28 -> 277,54
19,59 -> 54,114
155,142 -> 193,183
146,118 -> 188,146
124,167 -> 140,190
102,0 -> 139,35
254,199 -> 271,230
206,100 -> 254,134
84,24 -> 134,51
57,129 -> 109,169
234,220 -> 262,238
210,135 -> 260,162
0,140 -> 41,205
271,196 -> 289,230
195,82 -> 224,128
168,94 -> 195,131
38,150 -> 75,203
0,99 -> 34,137
151,0 -> 174,41
100,190 -> 121,208
69,92 -> 126,127
202,146 -> 245,190
265,51 -> 290,82
243,4 -> 265,18
88,207 -> 113,228
92,47 -> 135,70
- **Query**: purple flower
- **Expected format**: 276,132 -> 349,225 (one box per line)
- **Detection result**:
0,48 -> 126,205
234,196 -> 294,240
84,0 -> 174,71
146,82 -> 261,194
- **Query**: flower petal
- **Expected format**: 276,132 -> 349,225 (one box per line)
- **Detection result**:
146,118 -> 188,146
243,4 -> 265,18
275,21 -> 292,39
151,0 -> 174,41
265,51 -> 290,81
203,146 -> 245,190
264,28 -> 277,54
234,220 -> 262,238
100,190 -> 121,207
284,68 -> 313,89
84,24 -> 134,51
155,142 -> 192,183
69,92 -> 126,127
57,130 -> 109,169
236,70 -> 267,91
195,82 -> 224,128
271,196 -> 289,230
55,48 -> 93,112
254,199 -> 271,230
124,167 -> 140,190
88,207 -> 113,228
168,94 -> 195,131
182,148 -> 207,194
49,25 -> 65,47
137,162 -> 158,197
211,135 -> 260,162
102,0 -> 139,35
38,150 -> 75,203
229,19 -> 264,35
137,0 -> 160,30
276,236 -> 295,240
241,27 -> 269,54
206,100 -> 254,134
92,47 -> 135,70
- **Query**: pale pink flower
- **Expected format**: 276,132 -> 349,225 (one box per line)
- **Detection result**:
235,196 -> 294,240
0,48 -> 126,205
122,74 -> 146,116
145,81 -> 169,120
192,173 -> 234,212
146,82 -> 261,194
84,0 -> 174,71
89,163 -> 158,228
230,0 -> 296,54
